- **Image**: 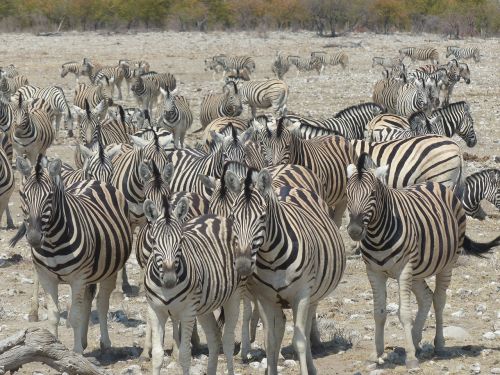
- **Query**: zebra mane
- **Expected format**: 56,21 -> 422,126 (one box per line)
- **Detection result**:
227,80 -> 238,94
230,122 -> 237,142
356,153 -> 370,179
150,160 -> 163,189
18,92 -> 23,108
35,154 -> 45,182
118,105 -> 125,124
161,195 -> 171,224
220,162 -> 230,198
276,117 -> 285,138
84,99 -> 91,119
96,123 -> 105,163
244,167 -> 256,202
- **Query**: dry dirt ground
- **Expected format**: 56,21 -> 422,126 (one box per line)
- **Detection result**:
0,30 -> 499,375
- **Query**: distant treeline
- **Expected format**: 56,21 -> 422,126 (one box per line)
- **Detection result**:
0,0 -> 499,37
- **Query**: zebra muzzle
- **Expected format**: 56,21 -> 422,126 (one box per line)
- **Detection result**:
26,227 -> 43,249
347,220 -> 366,241
235,256 -> 253,278
161,270 -> 177,289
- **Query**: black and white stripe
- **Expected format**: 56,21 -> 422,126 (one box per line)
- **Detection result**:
199,82 -> 243,130
0,132 -> 14,228
271,52 -> 290,80
462,169 -> 500,219
60,61 -> 84,83
0,64 -> 19,78
158,88 -> 193,149
399,47 -> 439,64
446,46 -> 480,62
0,75 -> 28,100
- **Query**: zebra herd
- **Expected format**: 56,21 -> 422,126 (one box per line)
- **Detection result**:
0,41 -> 499,375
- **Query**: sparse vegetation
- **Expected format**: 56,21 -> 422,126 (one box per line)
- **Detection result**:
0,0 -> 499,36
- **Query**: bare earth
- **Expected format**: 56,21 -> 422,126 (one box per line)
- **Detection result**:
0,30 -> 498,375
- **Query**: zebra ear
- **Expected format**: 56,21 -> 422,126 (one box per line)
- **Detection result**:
287,121 -> 301,135
138,161 -> 153,183
225,170 -> 242,194
143,199 -> 159,223
93,100 -> 106,116
346,164 -> 357,178
16,156 -> 32,177
198,174 -> 216,191
463,102 -> 470,112
163,163 -> 174,183
130,135 -> 149,148
256,169 -> 272,196
239,127 -> 254,144
105,144 -> 122,160
374,165 -> 389,183
48,159 -> 62,184
173,197 -> 190,222
79,144 -> 94,160
211,131 -> 225,145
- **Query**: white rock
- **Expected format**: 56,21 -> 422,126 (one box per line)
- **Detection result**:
386,303 -> 398,315
350,314 -> 363,320
470,363 -> 481,374
120,365 -> 142,375
495,331 -> 500,337
476,304 -> 487,313
369,370 -> 386,375
166,361 -> 177,369
343,298 -> 354,304
249,362 -> 260,369
490,368 -> 500,374
21,277 -> 34,284
366,363 -> 377,370
451,309 -> 465,318
483,331 -> 496,340
443,326 -> 471,340
260,357 -> 267,368
283,359 -> 296,368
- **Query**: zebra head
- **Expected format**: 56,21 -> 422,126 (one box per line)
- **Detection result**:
199,164 -> 240,218
346,153 -> 389,242
226,168 -> 268,278
79,142 -> 121,183
144,196 -> 189,289
457,102 -> 476,147
458,62 -> 471,84
257,117 -> 292,166
130,132 -> 172,169
139,160 -> 174,206
485,170 -> 500,211
16,155 -> 58,249
76,99 -> 107,147
221,124 -> 254,165
222,82 -> 243,118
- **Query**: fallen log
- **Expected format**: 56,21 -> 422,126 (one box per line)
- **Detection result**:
0,328 -> 103,375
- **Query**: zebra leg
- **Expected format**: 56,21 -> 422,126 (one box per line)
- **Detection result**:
241,295 -> 253,360
96,273 -> 118,351
221,295 -> 240,375
249,296 -> 259,343
366,266 -> 388,362
309,305 -> 322,351
397,261 -> 419,369
198,312 -> 222,375
29,264 -> 40,322
37,269 -> 60,338
171,317 -> 180,360
258,299 -> 285,375
191,318 -> 201,353
411,279 -> 433,351
332,198 -> 347,228
116,82 -> 123,100
178,316 -> 196,375
141,304 -> 154,360
54,113 -> 62,140
80,284 -> 94,351
150,306 -> 168,375
6,206 -> 15,229
292,293 -> 316,375
69,281 -> 87,353
306,304 -> 317,374
433,269 -> 452,355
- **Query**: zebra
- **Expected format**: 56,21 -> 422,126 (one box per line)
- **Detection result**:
271,51 -> 290,80
204,55 -> 227,80
223,167 -> 345,374
93,65 -> 126,100
12,156 -> 132,353
0,98 -> 16,162
13,85 -> 73,139
60,61 -> 84,83
287,55 -> 323,76
73,82 -> 113,132
312,51 -> 349,70
225,77 -> 289,118
367,112 -> 443,142
372,56 -> 403,69
432,101 -> 476,147
394,78 -> 431,117
202,117 -> 248,147
119,59 -> 151,93
0,64 -> 19,78
158,88 -> 193,149
199,81 -> 243,131
345,153 -> 499,369
256,117 -> 356,226
0,132 -> 14,229
12,96 -> 54,164
130,73 -> 165,118
462,169 -> 500,219
0,75 -> 28,101
211,54 -> 256,75
399,47 -> 439,65
446,46 -> 480,62
372,71 -> 406,113
143,196 -> 242,375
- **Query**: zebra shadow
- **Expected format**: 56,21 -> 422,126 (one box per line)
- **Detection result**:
88,309 -> 145,328
85,345 -> 142,366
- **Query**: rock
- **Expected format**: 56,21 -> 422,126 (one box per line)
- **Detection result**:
120,365 -> 142,375
260,357 -> 267,368
493,321 -> 500,331
456,288 -> 472,298
470,363 -> 481,374
350,314 -> 363,320
386,303 -> 398,315
20,277 -> 33,284
476,304 -> 487,313
166,361 -> 177,369
490,368 -> 500,374
284,359 -> 297,368
483,332 -> 496,340
249,362 -> 260,369
451,309 -> 465,318
366,363 -> 377,370
369,370 -> 386,375
443,326 -> 471,340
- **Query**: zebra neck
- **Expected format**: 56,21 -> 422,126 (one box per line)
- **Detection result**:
366,182 -> 393,234
45,180 -> 68,232
209,147 -> 225,178
262,191 -> 284,248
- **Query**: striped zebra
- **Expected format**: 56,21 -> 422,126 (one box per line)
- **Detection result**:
345,153 -> 499,369
224,168 -> 345,374
204,55 -> 227,80
287,55 -> 323,76
199,81 -> 243,131
446,46 -> 480,62
0,98 -> 16,162
372,56 -> 403,69
0,132 -> 14,229
12,96 -> 54,164
312,51 -> 349,70
131,73 -> 176,118
0,75 -> 28,100
0,64 -> 19,78
271,51 -> 290,80
399,47 -> 439,65
432,101 -> 476,147
462,169 -> 500,219
93,65 -> 126,100
367,112 -> 443,142
13,156 -> 132,353
119,59 -> 150,75
211,54 -> 256,75
257,117 -> 356,226
14,85 -> 73,139
394,78 -> 433,117
202,117 -> 248,147
158,88 -> 193,149
372,72 -> 406,113
60,61 -> 84,83
73,82 -> 113,130
143,196 -> 241,375
226,78 -> 289,118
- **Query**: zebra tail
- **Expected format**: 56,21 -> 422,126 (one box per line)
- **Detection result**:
216,307 -> 225,331
462,235 -> 500,258
9,222 -> 26,248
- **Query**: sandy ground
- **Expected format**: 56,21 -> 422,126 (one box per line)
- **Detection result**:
0,30 -> 499,375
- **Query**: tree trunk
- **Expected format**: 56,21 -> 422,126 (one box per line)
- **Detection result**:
0,328 -> 104,375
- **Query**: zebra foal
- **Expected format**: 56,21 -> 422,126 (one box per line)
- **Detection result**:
346,154 -> 499,369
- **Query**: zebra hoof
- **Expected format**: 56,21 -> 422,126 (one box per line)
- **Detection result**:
405,358 -> 420,369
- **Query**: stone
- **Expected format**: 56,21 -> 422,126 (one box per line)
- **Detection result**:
443,326 -> 471,340
249,362 -> 260,369
120,365 -> 142,375
476,304 -> 487,313
490,368 -> 500,374
470,363 -> 481,374
20,277 -> 33,284
283,359 -> 297,368
482,332 -> 496,340
369,370 -> 386,375
386,303 -> 399,315
451,309 -> 465,318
